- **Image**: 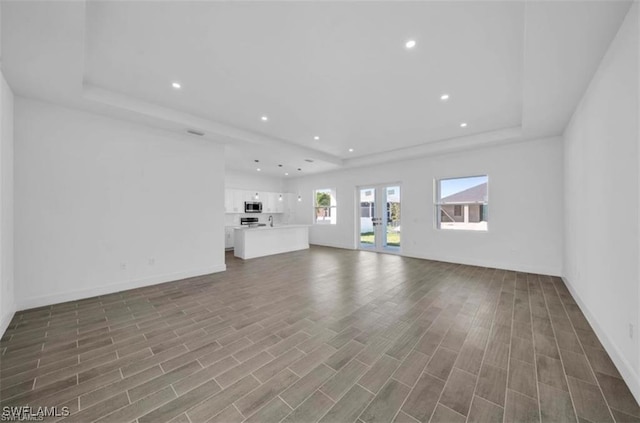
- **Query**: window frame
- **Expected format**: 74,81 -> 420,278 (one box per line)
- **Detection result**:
314,188 -> 337,225
435,175 -> 489,232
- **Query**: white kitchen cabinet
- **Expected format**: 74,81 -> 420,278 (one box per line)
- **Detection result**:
234,225 -> 309,259
224,189 -> 234,213
283,193 -> 296,222
225,189 -> 245,213
284,193 -> 295,213
237,190 -> 251,211
262,192 -> 277,213
257,191 -> 267,211
245,190 -> 258,202
275,193 -> 285,213
225,189 -> 293,214
225,226 -> 235,248
239,190 -> 252,211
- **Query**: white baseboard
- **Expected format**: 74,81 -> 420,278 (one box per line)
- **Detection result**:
15,264 -> 226,311
562,276 -> 640,404
0,303 -> 17,338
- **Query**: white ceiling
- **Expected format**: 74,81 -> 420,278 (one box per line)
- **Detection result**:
1,1 -> 633,177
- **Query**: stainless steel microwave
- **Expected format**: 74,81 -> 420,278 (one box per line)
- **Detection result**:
244,201 -> 262,213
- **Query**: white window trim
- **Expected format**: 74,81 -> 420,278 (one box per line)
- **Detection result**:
434,175 -> 489,232
314,188 -> 337,225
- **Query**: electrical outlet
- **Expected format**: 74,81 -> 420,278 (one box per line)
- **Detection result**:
148,258 -> 155,266
629,323 -> 634,339
120,263 -> 127,271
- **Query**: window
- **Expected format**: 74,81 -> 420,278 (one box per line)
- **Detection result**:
314,188 -> 337,224
435,175 -> 488,231
360,202 -> 373,218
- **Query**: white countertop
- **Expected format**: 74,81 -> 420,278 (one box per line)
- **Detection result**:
234,224 -> 310,231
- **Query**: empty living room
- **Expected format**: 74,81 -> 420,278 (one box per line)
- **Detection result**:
1,1 -> 639,422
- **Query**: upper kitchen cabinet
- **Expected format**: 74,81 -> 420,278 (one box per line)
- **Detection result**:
224,189 -> 291,214
225,189 -> 247,213
262,192 -> 276,213
275,193 -> 285,213
285,193 -> 296,219
224,189 -> 236,213
244,190 -> 259,202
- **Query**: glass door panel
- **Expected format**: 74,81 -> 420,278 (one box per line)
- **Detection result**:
358,184 -> 401,253
385,186 -> 401,251
359,188 -> 376,249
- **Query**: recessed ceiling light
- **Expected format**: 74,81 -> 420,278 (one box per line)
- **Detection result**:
314,136 -> 320,140
440,94 -> 450,101
460,122 -> 468,128
285,172 -> 289,176
261,116 -> 269,122
172,82 -> 181,89
348,148 -> 354,152
405,40 -> 416,49
257,168 -> 261,171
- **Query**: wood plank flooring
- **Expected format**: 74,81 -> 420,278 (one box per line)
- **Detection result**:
1,246 -> 639,422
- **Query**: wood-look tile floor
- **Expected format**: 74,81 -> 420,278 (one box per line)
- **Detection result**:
1,247 -> 639,423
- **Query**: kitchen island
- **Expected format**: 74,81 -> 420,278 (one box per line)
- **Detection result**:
234,225 -> 310,260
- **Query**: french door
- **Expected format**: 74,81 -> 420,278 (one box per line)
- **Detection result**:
358,184 -> 401,252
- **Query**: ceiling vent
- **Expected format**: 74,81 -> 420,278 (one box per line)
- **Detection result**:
186,129 -> 205,136
304,159 -> 314,163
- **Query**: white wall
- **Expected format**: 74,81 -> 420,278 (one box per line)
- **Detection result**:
285,137 -> 564,276
14,98 -> 226,310
564,2 -> 640,401
0,70 -> 15,336
225,169 -> 283,192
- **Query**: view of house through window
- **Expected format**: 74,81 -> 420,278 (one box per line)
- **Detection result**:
436,175 -> 488,231
314,188 -> 337,224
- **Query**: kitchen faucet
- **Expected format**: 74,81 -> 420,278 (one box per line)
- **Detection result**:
268,215 -> 273,227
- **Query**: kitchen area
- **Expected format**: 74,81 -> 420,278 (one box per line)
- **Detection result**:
224,188 -> 309,259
